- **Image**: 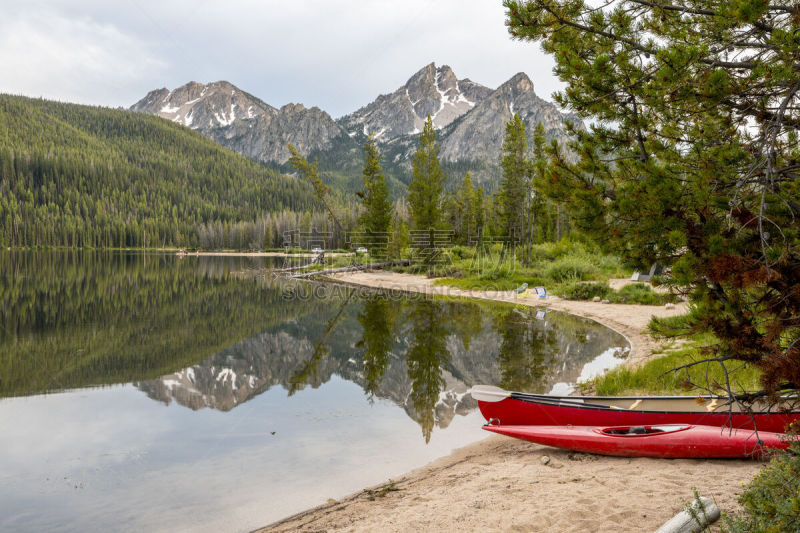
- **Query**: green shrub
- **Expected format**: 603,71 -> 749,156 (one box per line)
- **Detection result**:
723,440 -> 800,533
487,242 -> 504,255
590,253 -> 629,277
607,283 -> 678,305
649,309 -> 698,338
478,257 -> 518,281
549,239 -> 586,258
559,282 -> 611,300
331,256 -> 353,268
527,239 -> 584,260
450,246 -> 476,260
544,256 -> 598,282
529,243 -> 559,262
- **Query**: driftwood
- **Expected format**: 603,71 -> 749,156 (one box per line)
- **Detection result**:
288,260 -> 410,279
654,496 -> 720,533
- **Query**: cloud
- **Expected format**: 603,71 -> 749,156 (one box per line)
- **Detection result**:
0,1 -> 563,115
153,0 -> 562,116
0,11 -> 167,106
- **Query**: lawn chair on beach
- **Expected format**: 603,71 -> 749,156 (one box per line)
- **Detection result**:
512,283 -> 528,299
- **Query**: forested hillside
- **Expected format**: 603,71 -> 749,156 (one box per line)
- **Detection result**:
0,95 -> 321,248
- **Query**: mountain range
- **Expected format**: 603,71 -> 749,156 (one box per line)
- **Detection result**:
131,63 -> 582,188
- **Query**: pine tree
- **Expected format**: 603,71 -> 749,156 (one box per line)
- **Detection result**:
408,115 -> 446,258
530,121 -> 558,243
358,296 -> 394,400
472,184 -> 485,246
387,212 -> 410,260
498,113 -> 532,258
505,0 -> 800,397
358,134 -> 392,254
454,172 -> 476,244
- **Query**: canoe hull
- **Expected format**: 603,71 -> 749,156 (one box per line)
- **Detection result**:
478,395 -> 800,433
483,424 -> 790,458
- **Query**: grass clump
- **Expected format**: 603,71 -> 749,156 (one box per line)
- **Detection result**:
588,335 -> 762,396
559,282 -> 611,300
423,240 -> 631,291
723,439 -> 800,533
607,284 -> 679,305
477,256 -> 519,281
556,281 -> 680,305
543,256 -> 598,282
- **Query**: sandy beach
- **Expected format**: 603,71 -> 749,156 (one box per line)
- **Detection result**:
257,271 -> 763,532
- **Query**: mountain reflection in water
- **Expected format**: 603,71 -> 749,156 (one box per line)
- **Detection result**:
1,251 -> 628,442
0,250 -> 631,532
135,281 -> 629,442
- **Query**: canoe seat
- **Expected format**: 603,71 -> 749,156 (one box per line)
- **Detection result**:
603,425 -> 690,436
606,426 -> 650,435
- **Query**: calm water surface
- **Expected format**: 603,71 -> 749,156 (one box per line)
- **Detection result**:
0,251 -> 629,532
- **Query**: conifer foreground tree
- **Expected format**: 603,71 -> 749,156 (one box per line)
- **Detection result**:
358,134 -> 392,254
408,115 -> 447,263
505,0 -> 800,399
499,113 -> 535,263
453,172 -> 478,244
499,113 -> 531,242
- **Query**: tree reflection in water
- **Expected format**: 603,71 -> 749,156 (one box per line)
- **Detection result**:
288,289 -> 355,396
405,299 -> 452,443
495,306 -> 558,393
357,295 -> 395,401
354,296 -> 489,441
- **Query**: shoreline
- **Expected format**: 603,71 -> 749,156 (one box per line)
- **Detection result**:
326,271 -> 687,368
257,271 -> 760,532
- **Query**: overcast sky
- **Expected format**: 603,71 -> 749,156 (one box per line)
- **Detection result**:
1,0 -> 563,118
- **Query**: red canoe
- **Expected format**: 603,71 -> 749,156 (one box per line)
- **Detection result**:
472,385 -> 800,434
483,423 -> 790,458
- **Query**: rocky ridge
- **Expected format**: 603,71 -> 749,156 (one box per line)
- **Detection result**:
439,72 -> 583,162
339,63 -> 493,141
131,80 -> 346,164
131,63 -> 583,181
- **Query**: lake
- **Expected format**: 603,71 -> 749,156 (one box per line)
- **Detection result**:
0,251 -> 629,532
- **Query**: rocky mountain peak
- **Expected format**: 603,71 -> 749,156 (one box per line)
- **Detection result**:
436,69 -> 580,169
501,72 -> 535,96
135,87 -> 170,110
130,80 -> 274,130
131,80 -> 346,163
339,62 -> 493,141
405,62 -> 435,91
281,102 -> 306,113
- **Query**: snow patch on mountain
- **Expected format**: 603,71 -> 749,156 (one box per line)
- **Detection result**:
160,103 -> 180,114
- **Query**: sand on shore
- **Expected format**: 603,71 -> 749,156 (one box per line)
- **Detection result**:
257,271 -> 762,532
